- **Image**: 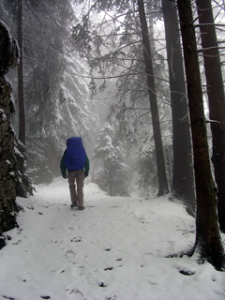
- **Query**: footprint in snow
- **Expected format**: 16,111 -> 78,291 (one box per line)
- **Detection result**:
71,237 -> 81,242
99,282 -> 107,287
179,269 -> 195,276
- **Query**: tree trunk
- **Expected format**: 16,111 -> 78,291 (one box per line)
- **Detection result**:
18,0 -> 26,145
138,0 -> 169,196
196,0 -> 225,233
177,0 -> 225,270
162,0 -> 195,213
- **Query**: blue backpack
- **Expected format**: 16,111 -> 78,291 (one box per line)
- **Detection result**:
64,137 -> 86,171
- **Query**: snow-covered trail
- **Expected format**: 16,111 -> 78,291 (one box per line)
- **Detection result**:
0,178 -> 225,300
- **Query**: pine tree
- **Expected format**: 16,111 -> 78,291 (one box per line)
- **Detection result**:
1,0 -> 99,183
72,0 -> 170,196
138,0 -> 169,196
162,0 -> 195,212
196,0 -> 225,232
177,0 -> 225,270
93,122 -> 129,196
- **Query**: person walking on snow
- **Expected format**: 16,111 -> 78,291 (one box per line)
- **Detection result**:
60,137 -> 89,210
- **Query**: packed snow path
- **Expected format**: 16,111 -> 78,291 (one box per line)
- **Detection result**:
0,178 -> 225,300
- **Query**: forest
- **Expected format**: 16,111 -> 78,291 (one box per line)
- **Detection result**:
0,0 -> 225,274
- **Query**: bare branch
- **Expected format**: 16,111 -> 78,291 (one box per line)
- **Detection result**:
206,119 -> 221,124
195,23 -> 225,28
36,0 -> 61,28
198,46 -> 225,52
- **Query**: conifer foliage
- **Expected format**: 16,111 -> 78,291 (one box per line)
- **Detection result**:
1,0 -> 98,183
93,122 -> 129,196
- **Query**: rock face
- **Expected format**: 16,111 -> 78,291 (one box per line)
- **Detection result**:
14,135 -> 33,197
0,21 -> 20,248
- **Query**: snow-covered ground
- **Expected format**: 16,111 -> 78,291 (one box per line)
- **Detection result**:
0,178 -> 225,300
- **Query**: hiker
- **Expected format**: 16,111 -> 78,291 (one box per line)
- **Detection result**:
60,137 -> 89,210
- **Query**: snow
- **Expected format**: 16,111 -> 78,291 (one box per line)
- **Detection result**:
0,178 -> 225,300
0,109 -> 7,121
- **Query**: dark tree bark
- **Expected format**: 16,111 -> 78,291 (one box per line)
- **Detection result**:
196,0 -> 225,232
177,0 -> 225,270
18,0 -> 26,145
138,0 -> 169,196
162,0 -> 195,213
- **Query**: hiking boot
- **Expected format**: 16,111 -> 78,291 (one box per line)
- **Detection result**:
70,201 -> 78,208
78,206 -> 85,210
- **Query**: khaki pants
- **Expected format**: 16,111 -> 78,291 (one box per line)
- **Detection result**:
68,170 -> 85,207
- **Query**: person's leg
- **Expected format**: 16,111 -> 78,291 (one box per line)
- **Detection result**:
76,170 -> 85,208
68,171 -> 78,204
